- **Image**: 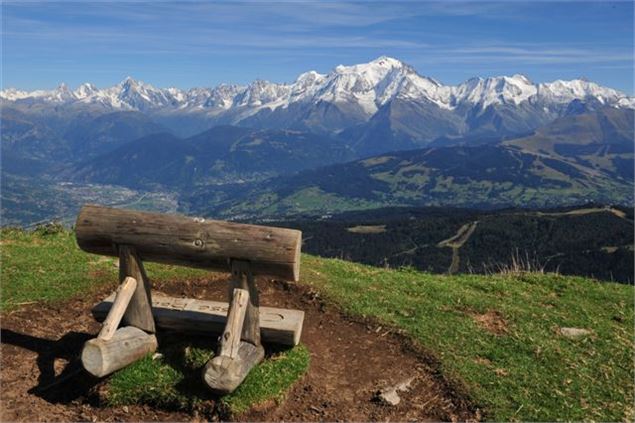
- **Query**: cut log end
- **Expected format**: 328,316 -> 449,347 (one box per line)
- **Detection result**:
81,326 -> 157,378
82,342 -> 104,376
203,341 -> 265,394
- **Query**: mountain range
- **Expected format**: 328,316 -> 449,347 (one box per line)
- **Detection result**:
1,56 -> 633,225
3,56 -> 633,145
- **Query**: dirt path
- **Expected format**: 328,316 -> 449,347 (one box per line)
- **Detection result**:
437,221 -> 479,274
1,276 -> 476,422
525,206 -> 629,220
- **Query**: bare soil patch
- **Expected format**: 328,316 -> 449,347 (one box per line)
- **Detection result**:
1,275 -> 476,422
471,310 -> 508,335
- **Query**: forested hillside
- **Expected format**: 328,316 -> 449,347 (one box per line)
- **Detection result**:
277,205 -> 634,283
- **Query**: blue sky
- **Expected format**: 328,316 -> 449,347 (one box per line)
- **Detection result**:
2,1 -> 633,94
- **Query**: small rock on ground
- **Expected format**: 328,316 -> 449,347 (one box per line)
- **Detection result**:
374,376 -> 416,406
559,327 -> 591,338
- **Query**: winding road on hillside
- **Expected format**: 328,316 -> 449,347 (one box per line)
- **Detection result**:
437,221 -> 479,274
434,206 -> 632,275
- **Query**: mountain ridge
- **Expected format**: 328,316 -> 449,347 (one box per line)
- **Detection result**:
3,56 -> 632,112
3,56 -> 633,143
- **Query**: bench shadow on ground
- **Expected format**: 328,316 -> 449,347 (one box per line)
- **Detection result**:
155,332 -> 220,404
1,328 -> 296,411
152,332 -> 295,407
1,328 -> 102,404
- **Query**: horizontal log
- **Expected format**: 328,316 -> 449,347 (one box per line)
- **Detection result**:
75,205 -> 302,281
92,293 -> 304,346
82,326 -> 158,377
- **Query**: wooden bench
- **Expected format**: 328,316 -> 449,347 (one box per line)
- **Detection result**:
75,204 -> 303,394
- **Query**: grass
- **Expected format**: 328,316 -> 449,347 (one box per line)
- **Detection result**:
299,254 -> 634,422
220,345 -> 310,415
2,227 -> 633,421
107,353 -> 188,409
1,226 -> 114,311
0,226 -> 208,311
106,341 -> 310,417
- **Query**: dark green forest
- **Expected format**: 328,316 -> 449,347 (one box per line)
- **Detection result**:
276,205 -> 634,283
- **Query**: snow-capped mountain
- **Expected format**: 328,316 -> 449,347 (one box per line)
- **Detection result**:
2,56 -> 632,146
4,56 -> 630,113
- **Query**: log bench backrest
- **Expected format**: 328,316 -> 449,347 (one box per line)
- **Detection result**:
75,205 -> 302,281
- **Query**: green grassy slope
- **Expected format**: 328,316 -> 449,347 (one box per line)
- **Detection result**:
1,228 -> 633,421
300,255 -> 634,421
0,226 -> 209,311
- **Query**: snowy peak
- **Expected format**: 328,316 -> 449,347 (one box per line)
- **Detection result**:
74,83 -> 98,99
234,79 -> 290,107
334,56 -> 406,78
0,88 -> 32,101
454,75 -> 538,107
317,56 -> 436,113
538,79 -> 623,105
1,56 -> 632,115
114,77 -> 175,110
330,56 -> 412,95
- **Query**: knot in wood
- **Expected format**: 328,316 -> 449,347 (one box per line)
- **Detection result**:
194,239 -> 205,248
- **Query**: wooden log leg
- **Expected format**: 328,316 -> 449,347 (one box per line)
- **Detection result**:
230,260 -> 261,346
82,326 -> 157,377
218,288 -> 249,359
203,342 -> 264,394
203,262 -> 264,394
98,276 -> 137,340
119,245 -> 155,333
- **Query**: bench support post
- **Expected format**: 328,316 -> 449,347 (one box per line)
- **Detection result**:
230,260 -> 260,345
203,260 -> 265,394
97,276 -> 137,341
119,245 -> 155,333
81,245 -> 157,377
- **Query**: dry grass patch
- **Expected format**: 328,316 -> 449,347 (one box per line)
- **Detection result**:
346,225 -> 387,234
